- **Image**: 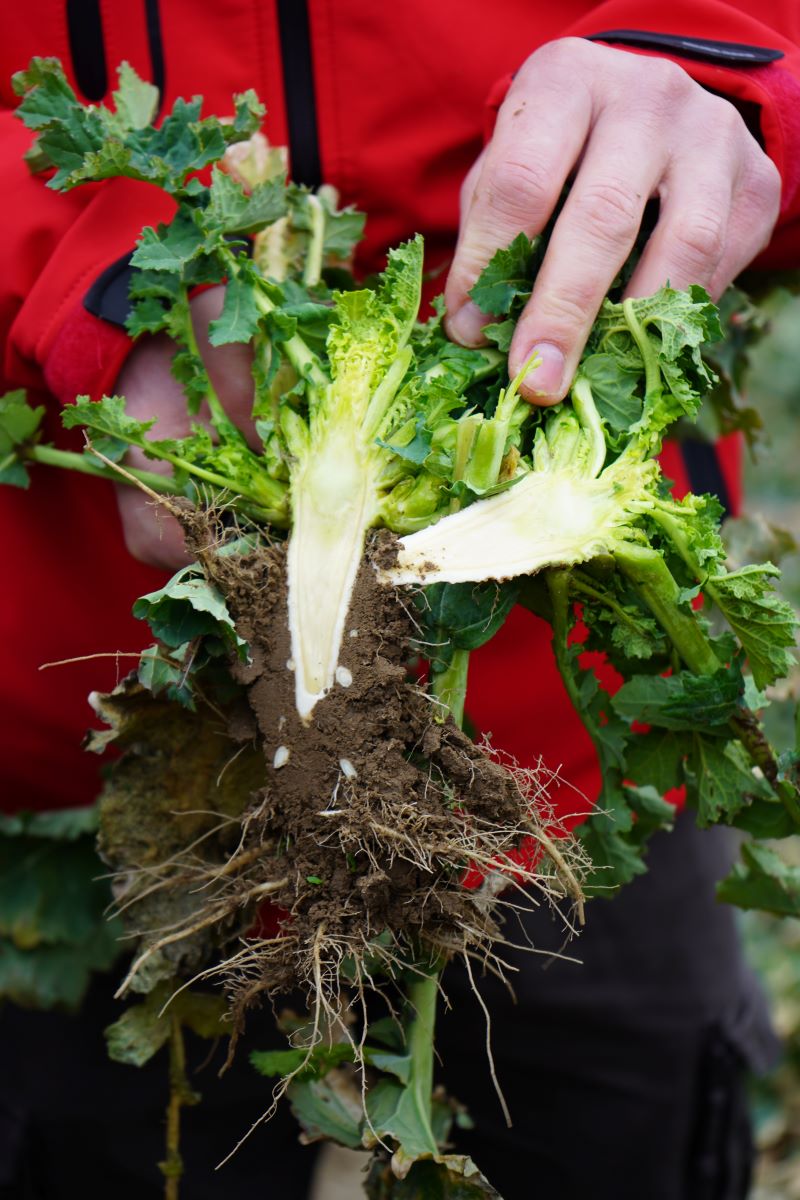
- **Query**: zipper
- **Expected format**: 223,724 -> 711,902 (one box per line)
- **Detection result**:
275,0 -> 322,188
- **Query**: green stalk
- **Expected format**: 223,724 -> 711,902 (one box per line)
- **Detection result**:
302,194 -> 325,288
180,284 -> 239,441
450,416 -> 480,513
400,965 -> 442,1159
23,444 -> 178,494
254,284 -> 330,397
132,444 -> 287,518
462,349 -> 538,495
570,571 -> 655,639
390,640 -> 471,1157
160,1015 -> 198,1200
23,443 -> 287,526
615,542 -> 800,827
614,543 -> 720,676
546,569 -> 604,746
570,376 -> 606,478
430,648 -> 469,728
622,298 -> 660,399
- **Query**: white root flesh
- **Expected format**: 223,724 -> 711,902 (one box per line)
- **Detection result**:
287,424 -> 377,720
380,469 -> 637,586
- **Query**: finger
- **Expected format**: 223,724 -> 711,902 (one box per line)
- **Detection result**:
623,118 -> 738,299
116,334 -> 190,438
116,485 -> 191,570
707,154 -> 781,298
444,69 -> 593,346
625,104 -> 779,301
191,287 -> 258,445
508,117 -> 666,401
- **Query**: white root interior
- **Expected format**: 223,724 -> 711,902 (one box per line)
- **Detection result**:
287,423 -> 377,720
381,470 -> 631,585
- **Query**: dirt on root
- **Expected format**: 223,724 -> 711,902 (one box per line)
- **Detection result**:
110,511 -> 575,1023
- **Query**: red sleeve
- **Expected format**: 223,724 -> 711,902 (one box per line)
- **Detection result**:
0,109 -> 174,404
487,0 -> 800,268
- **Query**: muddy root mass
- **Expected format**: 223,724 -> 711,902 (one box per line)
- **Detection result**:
110,517 -> 576,1023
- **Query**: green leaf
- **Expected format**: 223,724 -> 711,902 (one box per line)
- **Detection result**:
578,354 -> 642,439
366,1078 -> 439,1162
106,994 -> 172,1066
208,268 -> 262,345
0,803 -> 121,1011
0,825 -> 110,948
0,389 -> 47,487
625,729 -> 688,795
112,61 -> 159,130
0,925 -> 120,1011
481,319 -> 515,352
62,395 -> 156,458
578,821 -> 648,895
136,643 -> 196,708
206,166 -> 287,236
130,210 -> 207,273
625,784 -> 676,840
366,1155 -> 501,1199
0,806 -> 98,841
288,1072 -> 364,1149
364,1050 -> 412,1085
13,57 -> 106,188
468,234 -> 535,316
685,735 -> 770,826
732,796 -> 797,840
251,1047 -> 311,1077
708,565 -> 798,690
106,985 -> 228,1067
589,285 -> 720,448
717,843 -> 800,917
127,294 -> 171,337
251,1041 -> 355,1080
415,581 -> 520,672
321,204 -> 366,260
611,665 -> 742,732
0,389 -> 45,447
132,564 -> 248,656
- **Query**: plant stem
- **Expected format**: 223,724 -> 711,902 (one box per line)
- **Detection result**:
570,571 -> 652,637
180,284 -> 239,441
614,543 -> 720,676
622,298 -> 660,399
160,1015 -> 197,1200
430,648 -> 470,728
396,636 -> 471,1158
25,443 -> 285,526
402,966 -> 442,1158
570,376 -> 606,478
254,285 -> 329,396
25,444 -> 178,493
615,543 -> 800,827
302,194 -> 325,288
546,570 -> 607,755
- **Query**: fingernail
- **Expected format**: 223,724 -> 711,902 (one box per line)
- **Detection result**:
447,300 -> 488,347
522,343 -> 565,398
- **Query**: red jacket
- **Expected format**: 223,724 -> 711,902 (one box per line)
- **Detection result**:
1,1 -> 799,814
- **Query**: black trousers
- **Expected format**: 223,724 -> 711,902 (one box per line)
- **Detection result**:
0,817 -> 774,1199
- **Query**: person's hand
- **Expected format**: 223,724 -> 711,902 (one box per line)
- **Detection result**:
115,286 -> 255,569
444,37 -> 781,402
